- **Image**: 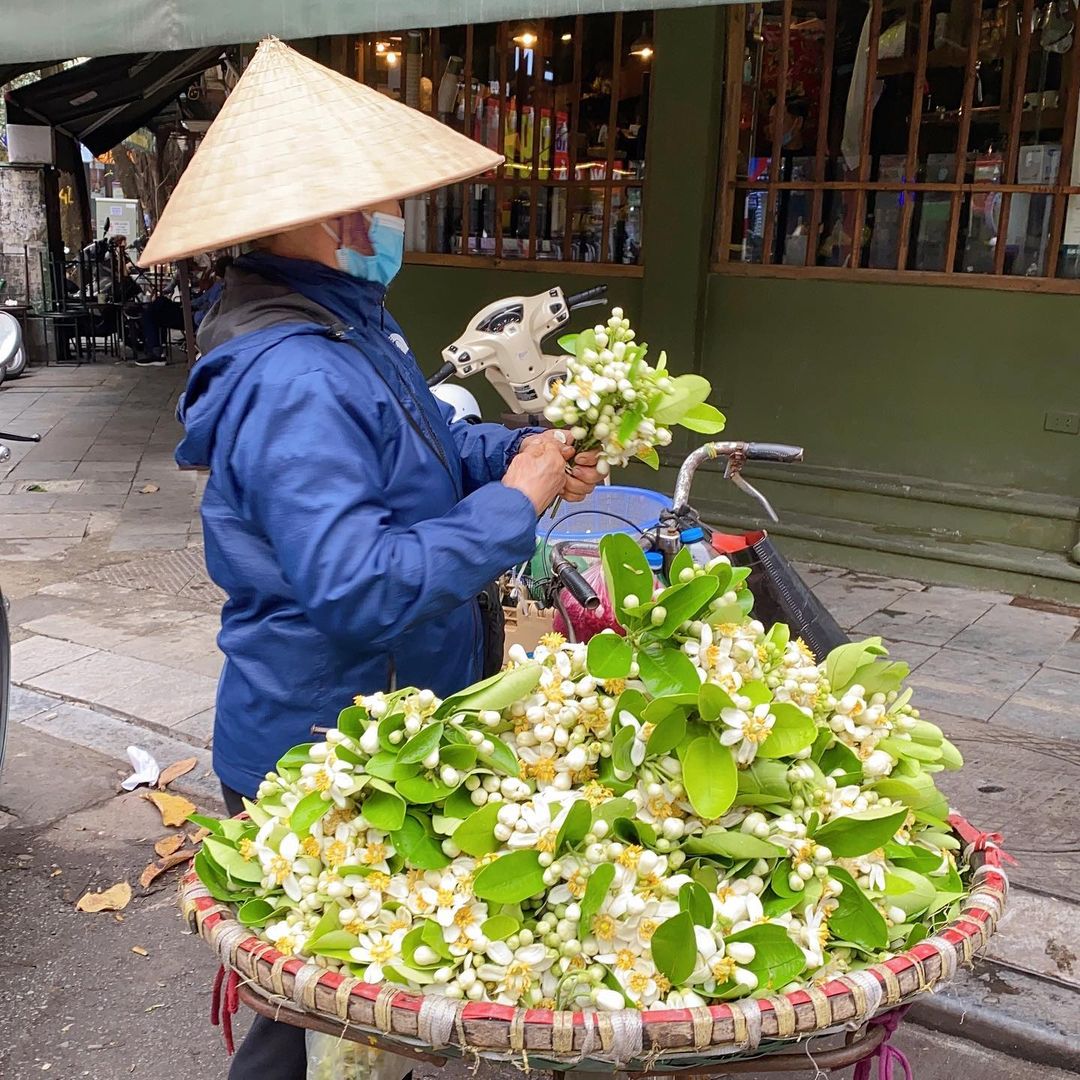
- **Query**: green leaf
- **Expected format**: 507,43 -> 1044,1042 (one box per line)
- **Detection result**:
637,447 -> 660,470
336,706 -> 366,739
699,682 -> 736,722
646,711 -> 687,757
885,867 -> 936,917
443,784 -> 478,819
391,814 -> 451,869
187,813 -> 224,836
650,911 -> 697,985
886,842 -> 944,874
725,923 -> 806,990
612,724 -> 637,775
637,646 -> 701,697
440,744 -> 478,771
290,791 -> 331,836
683,736 -> 737,820
648,577 -> 720,638
586,633 -> 633,679
473,851 -> 546,904
557,332 -> 579,353
825,639 -> 887,694
684,829 -> 785,859
579,863 -> 616,928
194,848 -> 243,902
757,703 -> 817,759
593,797 -> 635,827
237,898 -> 287,927
678,402 -> 727,435
556,799 -> 593,851
818,741 -> 863,784
204,836 -> 265,884
828,867 -> 888,949
851,660 -> 910,697
476,736 -> 521,778
737,759 -> 792,801
421,918 -> 454,959
600,532 -> 654,620
679,881 -> 715,927
438,663 -> 542,717
651,374 -> 712,425
642,693 -> 698,724
618,404 -> 647,443
398,722 -> 445,765
276,743 -> 314,771
938,737 -> 964,770
453,802 -> 503,856
481,915 -> 520,941
877,736 -> 942,764
362,787 -> 406,832
814,806 -> 907,858
240,799 -> 271,828
740,681 -> 772,707
395,774 -> 457,804
668,546 -> 694,585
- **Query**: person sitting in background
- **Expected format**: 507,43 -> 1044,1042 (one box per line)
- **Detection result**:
136,255 -> 232,366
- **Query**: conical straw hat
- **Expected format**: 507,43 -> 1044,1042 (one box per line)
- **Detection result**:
139,38 -> 502,266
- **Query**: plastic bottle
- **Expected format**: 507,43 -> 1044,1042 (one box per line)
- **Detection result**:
680,526 -> 716,567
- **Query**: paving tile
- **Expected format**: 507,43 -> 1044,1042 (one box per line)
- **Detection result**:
72,461 -> 138,480
808,577 -> 910,630
8,591 -> 82,627
877,639 -> 939,670
172,708 -> 216,748
11,634 -> 98,681
108,530 -> 188,552
990,668 -> 1080,740
3,460 -> 80,480
26,650 -> 163,701
948,603 -> 1079,664
91,663 -> 219,727
0,511 -> 88,538
0,493 -> 59,513
906,646 -> 1038,721
852,609 -> 968,646
1046,641 -> 1080,674
22,605 -> 201,650
887,585 -> 1012,620
0,536 -> 80,561
113,614 -> 223,674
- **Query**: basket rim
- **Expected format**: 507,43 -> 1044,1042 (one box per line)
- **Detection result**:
181,812 -> 1008,1057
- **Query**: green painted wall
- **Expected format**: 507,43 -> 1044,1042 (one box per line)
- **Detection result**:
705,275 -> 1080,499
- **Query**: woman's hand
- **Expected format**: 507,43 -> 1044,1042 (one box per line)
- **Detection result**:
503,436 -> 574,513
560,449 -> 604,503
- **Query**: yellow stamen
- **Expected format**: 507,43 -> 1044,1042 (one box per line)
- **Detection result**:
301,836 -> 321,858
325,840 -> 348,867
618,845 -> 642,870
539,632 -> 566,650
591,914 -> 616,940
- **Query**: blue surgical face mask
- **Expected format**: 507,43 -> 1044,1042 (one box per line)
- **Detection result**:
323,212 -> 405,286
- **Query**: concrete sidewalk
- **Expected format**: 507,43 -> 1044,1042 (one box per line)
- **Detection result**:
1,363 -> 1079,1074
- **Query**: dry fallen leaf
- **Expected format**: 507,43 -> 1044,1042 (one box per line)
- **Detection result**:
143,790 -> 196,827
50,868 -> 63,877
131,946 -> 149,957
139,848 -> 196,888
154,834 -> 185,858
187,827 -> 211,845
139,482 -> 159,494
76,882 -> 132,913
157,757 -> 198,789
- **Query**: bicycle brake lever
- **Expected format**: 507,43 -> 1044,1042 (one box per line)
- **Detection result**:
728,470 -> 780,522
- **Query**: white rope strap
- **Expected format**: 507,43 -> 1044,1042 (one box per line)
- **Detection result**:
551,1010 -> 576,1055
508,1009 -> 527,1052
335,976 -> 361,1020
878,965 -> 903,1005
290,963 -> 324,1011
605,1009 -> 644,1066
373,985 -> 401,1032
730,998 -> 763,1051
689,1005 -> 714,1049
269,955 -> 290,997
213,922 -> 251,965
843,968 -> 884,1027
804,985 -> 832,1029
765,995 -> 797,1038
972,862 -> 1008,898
577,1010 -> 598,1061
417,994 -> 461,1049
925,935 -> 958,984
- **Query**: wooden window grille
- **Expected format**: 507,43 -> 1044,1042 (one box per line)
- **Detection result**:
714,0 -> 1080,291
358,14 -> 654,274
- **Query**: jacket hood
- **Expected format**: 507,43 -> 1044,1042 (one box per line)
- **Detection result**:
177,261 -> 339,469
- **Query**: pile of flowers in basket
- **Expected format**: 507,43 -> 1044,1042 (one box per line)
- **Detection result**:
192,536 -> 969,1012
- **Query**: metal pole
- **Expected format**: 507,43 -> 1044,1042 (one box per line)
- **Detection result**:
178,260 -> 197,366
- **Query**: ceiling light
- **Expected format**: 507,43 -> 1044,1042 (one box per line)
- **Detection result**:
385,51 -> 398,66
629,22 -> 654,59
561,33 -> 573,42
514,29 -> 538,47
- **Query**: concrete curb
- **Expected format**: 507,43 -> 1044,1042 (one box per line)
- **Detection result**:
910,993 -> 1080,1074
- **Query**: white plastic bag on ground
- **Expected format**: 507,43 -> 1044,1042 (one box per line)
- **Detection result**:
306,1033 -> 415,1080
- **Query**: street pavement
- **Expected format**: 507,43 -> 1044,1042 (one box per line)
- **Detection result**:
0,362 -> 1078,1077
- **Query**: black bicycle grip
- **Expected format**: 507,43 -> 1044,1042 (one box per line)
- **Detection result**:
552,555 -> 600,610
426,360 -> 456,387
564,285 -> 609,310
745,442 -> 804,463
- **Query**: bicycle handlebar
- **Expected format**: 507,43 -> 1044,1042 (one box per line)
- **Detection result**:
426,360 -> 456,388
672,441 -> 803,510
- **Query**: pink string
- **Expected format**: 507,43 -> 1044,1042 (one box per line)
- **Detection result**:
852,1006 -> 914,1080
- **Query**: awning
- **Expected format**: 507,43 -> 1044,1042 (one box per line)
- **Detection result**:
5,50 -> 223,156
0,60 -> 58,88
0,0 -> 724,63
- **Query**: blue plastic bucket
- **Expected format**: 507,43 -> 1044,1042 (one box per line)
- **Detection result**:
542,485 -> 668,543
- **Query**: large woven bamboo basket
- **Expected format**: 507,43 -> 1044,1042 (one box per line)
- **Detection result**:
179,814 -> 1007,1071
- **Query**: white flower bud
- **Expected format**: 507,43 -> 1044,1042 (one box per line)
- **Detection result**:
727,942 -> 756,966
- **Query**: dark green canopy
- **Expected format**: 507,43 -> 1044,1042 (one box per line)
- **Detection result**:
0,1 -> 726,63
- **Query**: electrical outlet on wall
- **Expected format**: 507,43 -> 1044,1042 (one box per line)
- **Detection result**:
1044,410 -> 1080,435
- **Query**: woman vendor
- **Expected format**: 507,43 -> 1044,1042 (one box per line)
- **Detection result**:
139,38 -> 602,1079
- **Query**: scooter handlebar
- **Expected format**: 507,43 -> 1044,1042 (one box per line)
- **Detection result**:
551,550 -> 600,610
744,442 -> 803,463
426,360 -> 456,388
564,285 -> 609,311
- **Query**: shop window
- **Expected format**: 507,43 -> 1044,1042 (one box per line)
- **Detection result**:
714,0 -> 1080,289
358,14 -> 652,271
